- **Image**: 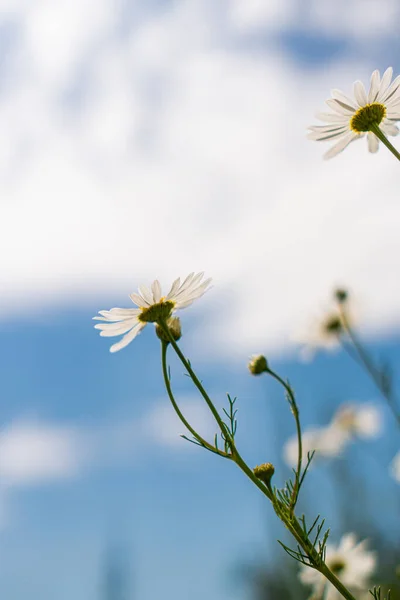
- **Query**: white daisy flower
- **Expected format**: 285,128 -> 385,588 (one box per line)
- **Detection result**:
93,272 -> 212,353
390,450 -> 400,483
331,403 -> 383,440
299,533 -> 377,600
295,312 -> 344,362
283,425 -> 349,468
309,67 -> 400,159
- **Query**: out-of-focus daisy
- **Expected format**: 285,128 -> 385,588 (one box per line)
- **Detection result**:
283,425 -> 349,468
390,450 -> 400,483
299,533 -> 376,600
93,272 -> 211,353
295,312 -> 344,362
332,403 -> 383,440
283,403 -> 382,468
309,67 -> 400,159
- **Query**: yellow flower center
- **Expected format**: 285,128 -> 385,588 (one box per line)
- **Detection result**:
329,559 -> 346,575
350,103 -> 386,133
138,299 -> 175,323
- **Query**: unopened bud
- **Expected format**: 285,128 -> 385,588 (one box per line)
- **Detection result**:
248,354 -> 269,375
253,462 -> 275,487
323,315 -> 343,335
335,288 -> 348,304
155,317 -> 182,343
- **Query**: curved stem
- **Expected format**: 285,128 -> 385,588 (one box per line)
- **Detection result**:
158,320 -> 230,437
338,305 -> 400,428
266,369 -> 303,513
369,123 -> 400,162
160,341 -> 228,458
158,326 -> 358,600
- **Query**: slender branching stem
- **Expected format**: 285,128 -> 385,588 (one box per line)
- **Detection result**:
338,304 -> 400,428
160,341 -> 229,458
266,368 -> 302,514
159,325 -> 358,600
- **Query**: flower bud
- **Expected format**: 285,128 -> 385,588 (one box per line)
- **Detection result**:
155,316 -> 182,343
253,462 -> 275,487
248,354 -> 268,375
334,288 -> 348,304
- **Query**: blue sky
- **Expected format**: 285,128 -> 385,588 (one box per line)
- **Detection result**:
0,1 -> 400,599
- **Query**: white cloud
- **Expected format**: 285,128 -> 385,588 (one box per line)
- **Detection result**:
0,419 -> 82,486
305,0 -> 400,39
228,0 -> 295,32
0,1 -> 399,362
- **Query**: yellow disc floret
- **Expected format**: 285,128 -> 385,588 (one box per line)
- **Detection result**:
138,299 -> 175,323
350,103 -> 386,133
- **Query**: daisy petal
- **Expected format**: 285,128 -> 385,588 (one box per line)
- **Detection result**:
376,67 -> 393,100
368,70 -> 380,102
151,279 -> 162,303
138,285 -> 153,305
331,89 -> 357,111
323,132 -> 358,160
382,75 -> 400,104
130,292 -> 149,308
315,112 -> 348,124
367,132 -> 379,153
109,323 -> 146,353
353,81 -> 368,107
381,122 -> 399,136
326,98 -> 354,116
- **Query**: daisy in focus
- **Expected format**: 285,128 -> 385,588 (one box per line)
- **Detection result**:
309,67 -> 400,160
299,533 -> 376,600
93,272 -> 212,353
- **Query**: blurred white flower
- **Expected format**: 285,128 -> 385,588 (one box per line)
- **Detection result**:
309,67 -> 400,159
299,533 -> 377,600
390,450 -> 400,483
283,403 -> 382,468
283,425 -> 349,467
332,403 -> 383,440
295,312 -> 343,362
93,272 -> 211,353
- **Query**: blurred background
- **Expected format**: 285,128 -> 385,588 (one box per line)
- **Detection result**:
0,0 -> 399,598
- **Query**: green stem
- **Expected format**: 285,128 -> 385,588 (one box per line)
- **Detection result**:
266,369 -> 302,513
158,320 -> 230,437
160,341 -> 228,458
338,305 -> 400,428
159,327 -> 357,600
369,123 -> 400,162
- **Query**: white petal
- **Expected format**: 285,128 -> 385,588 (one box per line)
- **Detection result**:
166,277 -> 181,299
376,67 -> 393,100
367,132 -> 379,153
109,323 -> 146,353
326,98 -> 354,116
353,81 -> 368,106
97,320 -> 138,337
308,124 -> 349,141
381,75 -> 400,103
129,292 -> 149,308
138,285 -> 153,305
368,70 -> 380,103
151,279 -> 162,303
381,121 -> 399,136
331,89 -> 358,111
175,278 -> 212,307
315,111 -> 348,123
93,307 -> 141,321
323,132 -> 358,160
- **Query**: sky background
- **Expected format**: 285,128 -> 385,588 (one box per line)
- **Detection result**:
0,0 -> 400,599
